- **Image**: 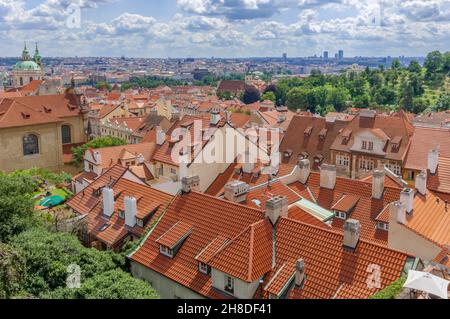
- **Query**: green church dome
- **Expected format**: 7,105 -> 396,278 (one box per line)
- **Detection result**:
13,60 -> 41,71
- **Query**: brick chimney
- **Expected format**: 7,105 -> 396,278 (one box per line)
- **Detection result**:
224,180 -> 249,203
343,219 -> 360,249
428,149 -> 439,175
400,188 -> 414,214
415,170 -> 427,196
124,196 -> 137,227
181,175 -> 200,193
320,164 -> 336,190
102,187 -> 114,217
295,259 -> 306,287
265,196 -> 288,225
298,159 -> 310,184
390,201 -> 406,224
372,169 -> 385,199
156,126 -> 166,146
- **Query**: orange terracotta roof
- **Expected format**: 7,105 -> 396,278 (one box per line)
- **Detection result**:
428,156 -> 450,195
0,99 -> 63,128
82,171 -> 173,247
244,181 -> 301,209
130,191 -> 265,298
331,194 -> 360,212
275,218 -> 411,299
66,164 -> 128,215
287,205 -> 331,229
290,172 -> 402,246
209,219 -> 273,282
195,236 -> 229,264
404,127 -> 450,170
19,80 -> 43,93
156,221 -> 193,249
404,191 -> 450,247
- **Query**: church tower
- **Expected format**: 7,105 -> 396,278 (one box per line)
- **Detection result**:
11,42 -> 44,88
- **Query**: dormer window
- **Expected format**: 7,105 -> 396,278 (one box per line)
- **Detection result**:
224,275 -> 235,294
198,262 -> 210,275
136,218 -> 144,227
362,141 -> 373,151
304,126 -> 313,136
335,211 -> 347,220
119,210 -> 125,219
159,245 -> 174,258
377,222 -> 389,231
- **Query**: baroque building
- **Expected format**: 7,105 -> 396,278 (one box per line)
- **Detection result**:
12,42 -> 44,88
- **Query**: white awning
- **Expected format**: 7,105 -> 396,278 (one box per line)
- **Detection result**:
403,270 -> 450,299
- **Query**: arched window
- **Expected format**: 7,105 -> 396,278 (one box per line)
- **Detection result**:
61,125 -> 72,144
23,134 -> 39,155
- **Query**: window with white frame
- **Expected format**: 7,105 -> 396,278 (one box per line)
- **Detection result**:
336,154 -> 349,167
224,275 -> 234,294
359,158 -> 374,171
362,141 -> 374,151
335,211 -> 346,220
159,245 -> 173,258
119,210 -> 125,219
377,222 -> 389,231
136,218 -> 143,227
386,163 -> 401,176
198,262 -> 210,275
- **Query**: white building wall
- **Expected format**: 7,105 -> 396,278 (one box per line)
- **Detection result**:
211,268 -> 261,299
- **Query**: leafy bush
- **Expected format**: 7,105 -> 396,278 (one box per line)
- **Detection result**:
370,276 -> 406,299
71,136 -> 127,165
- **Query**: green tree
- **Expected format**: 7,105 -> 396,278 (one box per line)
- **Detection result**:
95,82 -> 112,91
0,243 -> 25,298
286,87 -> 309,110
0,173 -> 37,242
43,269 -> 158,299
407,60 -> 422,73
442,52 -> 450,74
326,86 -> 349,112
71,136 -> 127,165
261,91 -> 276,103
241,86 -> 261,104
424,51 -> 443,78
391,59 -> 401,70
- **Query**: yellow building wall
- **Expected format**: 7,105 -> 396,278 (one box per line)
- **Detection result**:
61,115 -> 87,145
0,123 -> 63,173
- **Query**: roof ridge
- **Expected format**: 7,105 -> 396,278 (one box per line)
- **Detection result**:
247,223 -> 255,282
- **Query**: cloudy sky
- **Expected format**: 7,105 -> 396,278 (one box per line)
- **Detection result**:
1,0 -> 449,58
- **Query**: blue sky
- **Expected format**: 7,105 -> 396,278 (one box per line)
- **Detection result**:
1,0 -> 449,58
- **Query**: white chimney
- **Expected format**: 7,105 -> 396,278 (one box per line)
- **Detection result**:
295,259 -> 306,287
372,169 -> 385,199
415,170 -> 427,196
428,149 -> 439,175
210,108 -> 220,126
343,219 -> 360,249
224,180 -> 249,203
390,201 -> 406,224
124,196 -> 137,227
400,188 -> 414,214
298,159 -> 310,184
156,126 -> 166,146
320,164 -> 337,190
181,175 -> 200,193
94,151 -> 102,165
265,196 -> 288,225
136,153 -> 145,164
102,187 -> 114,217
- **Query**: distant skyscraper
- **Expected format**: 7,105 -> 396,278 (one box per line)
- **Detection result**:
283,53 -> 287,62
334,53 -> 338,59
323,51 -> 329,59
338,50 -> 344,59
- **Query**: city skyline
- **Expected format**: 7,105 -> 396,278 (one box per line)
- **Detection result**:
1,0 -> 449,58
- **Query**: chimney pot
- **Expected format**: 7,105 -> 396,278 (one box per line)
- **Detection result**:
265,196 -> 288,224
298,159 -> 311,184
124,196 -> 137,227
400,188 -> 415,214
415,170 -> 427,196
343,219 -> 360,249
102,187 -> 114,217
428,149 -> 439,175
320,164 -> 337,190
181,175 -> 200,193
224,180 -> 249,203
372,169 -> 385,199
295,258 -> 306,287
